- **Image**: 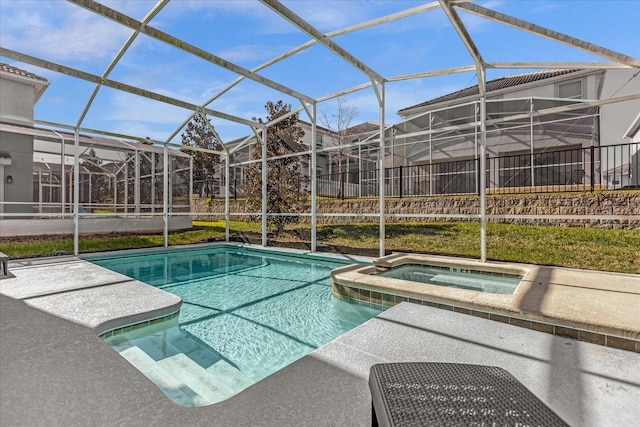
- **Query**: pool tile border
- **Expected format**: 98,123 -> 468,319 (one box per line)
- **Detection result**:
333,283 -> 640,353
99,310 -> 180,339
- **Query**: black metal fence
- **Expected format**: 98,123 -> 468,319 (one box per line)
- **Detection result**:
206,142 -> 638,200
316,142 -> 639,199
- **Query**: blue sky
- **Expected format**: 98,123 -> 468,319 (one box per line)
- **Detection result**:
1,0 -> 639,144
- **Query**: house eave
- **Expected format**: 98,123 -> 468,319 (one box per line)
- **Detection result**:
623,112 -> 640,139
0,70 -> 50,104
398,69 -> 600,119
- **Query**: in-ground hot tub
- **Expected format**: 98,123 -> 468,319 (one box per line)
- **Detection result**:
330,253 -> 531,310
377,263 -> 522,294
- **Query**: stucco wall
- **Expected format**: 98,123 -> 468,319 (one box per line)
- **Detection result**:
0,132 -> 34,215
0,78 -> 34,118
199,192 -> 640,229
0,76 -> 37,216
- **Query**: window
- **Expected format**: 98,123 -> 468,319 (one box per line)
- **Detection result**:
557,80 -> 583,99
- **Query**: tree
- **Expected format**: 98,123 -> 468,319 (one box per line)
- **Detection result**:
243,100 -> 308,234
181,114 -> 222,198
320,96 -> 357,198
82,148 -> 110,209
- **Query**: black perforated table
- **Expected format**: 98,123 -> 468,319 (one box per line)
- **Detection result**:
369,362 -> 568,427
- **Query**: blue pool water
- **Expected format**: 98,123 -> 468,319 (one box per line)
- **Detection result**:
90,246 -> 383,407
378,264 -> 522,294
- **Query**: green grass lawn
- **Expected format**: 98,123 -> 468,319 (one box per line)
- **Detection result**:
2,220 -> 638,274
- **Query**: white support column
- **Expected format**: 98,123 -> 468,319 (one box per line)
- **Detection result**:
151,152 -> 156,213
378,82 -> 386,258
0,165 -> 4,216
189,155 -> 194,226
311,103 -> 318,252
134,149 -> 140,213
358,145 -> 362,198
530,97 -> 535,187
429,113 -> 433,196
163,143 -> 169,248
261,129 -> 268,247
60,135 -> 65,215
38,170 -> 42,215
73,128 -> 80,256
479,96 -> 488,263
124,159 -> 128,214
224,155 -> 230,242
475,105 -> 479,194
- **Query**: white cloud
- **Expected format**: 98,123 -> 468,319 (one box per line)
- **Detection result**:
216,45 -> 291,64
105,92 -> 190,125
111,121 -> 173,143
459,0 -> 507,32
0,1 -> 131,63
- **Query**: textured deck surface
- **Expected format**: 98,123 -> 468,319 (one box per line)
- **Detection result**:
1,250 -> 639,426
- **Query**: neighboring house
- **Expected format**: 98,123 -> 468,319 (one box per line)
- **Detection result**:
223,119 -> 380,197
0,62 -> 49,215
392,68 -> 640,192
0,63 -> 192,234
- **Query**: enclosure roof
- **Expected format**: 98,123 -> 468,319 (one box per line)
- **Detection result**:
0,1 -> 638,148
398,69 -> 583,114
0,122 -> 190,157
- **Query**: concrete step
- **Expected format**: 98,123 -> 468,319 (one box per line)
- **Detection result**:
119,346 -> 206,407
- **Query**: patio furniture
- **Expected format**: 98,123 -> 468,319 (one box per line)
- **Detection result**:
0,251 -> 8,276
369,362 -> 568,427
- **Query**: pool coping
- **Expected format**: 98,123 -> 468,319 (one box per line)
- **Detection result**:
0,242 -> 373,336
0,254 -> 182,335
331,253 -> 640,352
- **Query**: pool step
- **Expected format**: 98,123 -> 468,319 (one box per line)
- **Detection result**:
207,359 -> 253,393
120,346 -> 208,407
119,346 -> 253,406
157,353 -> 236,404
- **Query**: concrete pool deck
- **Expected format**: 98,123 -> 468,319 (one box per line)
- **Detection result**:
0,255 -> 181,335
1,248 -> 639,426
332,253 -> 640,351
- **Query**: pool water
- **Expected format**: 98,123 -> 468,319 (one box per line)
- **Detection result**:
90,246 -> 383,407
378,264 -> 522,294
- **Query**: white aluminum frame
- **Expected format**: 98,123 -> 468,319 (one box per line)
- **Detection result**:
0,0 -> 638,260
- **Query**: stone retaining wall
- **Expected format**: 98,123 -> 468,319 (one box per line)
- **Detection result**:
195,191 -> 640,229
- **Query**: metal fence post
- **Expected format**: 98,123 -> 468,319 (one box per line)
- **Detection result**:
590,145 -> 595,192
399,165 -> 403,198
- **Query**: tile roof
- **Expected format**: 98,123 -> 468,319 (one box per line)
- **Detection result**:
398,69 -> 582,114
345,121 -> 379,135
0,62 -> 48,82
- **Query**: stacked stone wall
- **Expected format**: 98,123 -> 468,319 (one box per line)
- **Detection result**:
195,191 -> 640,229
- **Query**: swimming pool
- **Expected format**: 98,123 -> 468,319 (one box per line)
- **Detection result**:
90,246 -> 384,407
